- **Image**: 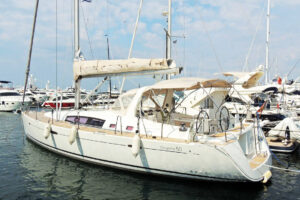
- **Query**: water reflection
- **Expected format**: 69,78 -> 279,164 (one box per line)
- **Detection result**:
20,140 -> 267,200
267,150 -> 300,199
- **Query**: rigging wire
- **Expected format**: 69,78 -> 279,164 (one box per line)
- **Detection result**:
287,59 -> 300,78
120,0 -> 144,94
56,0 -> 58,91
126,77 -> 141,89
183,14 -> 186,76
243,1 -> 267,72
198,12 -> 223,73
71,0 -> 74,61
80,2 -> 95,59
55,0 -> 58,120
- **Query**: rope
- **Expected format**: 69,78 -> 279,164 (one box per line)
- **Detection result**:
263,150 -> 300,173
270,150 -> 289,168
264,164 -> 300,173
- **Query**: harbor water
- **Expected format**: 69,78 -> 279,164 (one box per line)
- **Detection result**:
0,112 -> 300,200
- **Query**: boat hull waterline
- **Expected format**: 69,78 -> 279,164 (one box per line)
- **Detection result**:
22,111 -> 271,183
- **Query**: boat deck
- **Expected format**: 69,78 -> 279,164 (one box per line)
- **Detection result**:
24,111 -> 188,143
211,124 -> 250,137
266,137 -> 295,147
266,137 -> 298,153
249,154 -> 268,169
24,110 -> 240,145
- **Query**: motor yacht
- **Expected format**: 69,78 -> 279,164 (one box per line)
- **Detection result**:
0,81 -> 31,111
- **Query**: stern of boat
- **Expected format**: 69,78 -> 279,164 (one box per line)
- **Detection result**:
218,121 -> 272,183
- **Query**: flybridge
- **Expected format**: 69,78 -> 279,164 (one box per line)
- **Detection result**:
0,81 -> 12,84
0,80 -> 14,89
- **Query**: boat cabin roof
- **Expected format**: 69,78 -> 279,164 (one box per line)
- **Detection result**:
0,81 -> 12,84
143,77 -> 230,94
112,77 -> 231,117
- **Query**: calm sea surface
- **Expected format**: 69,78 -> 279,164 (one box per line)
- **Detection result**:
0,112 -> 300,200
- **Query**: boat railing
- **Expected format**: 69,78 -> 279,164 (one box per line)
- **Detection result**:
181,107 -> 187,115
32,103 -> 40,120
115,115 -> 123,135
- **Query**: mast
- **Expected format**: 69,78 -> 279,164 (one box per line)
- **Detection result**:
74,0 -> 81,109
166,0 -> 172,80
22,0 -> 39,106
265,0 -> 271,84
106,35 -> 112,98
74,0 -> 80,58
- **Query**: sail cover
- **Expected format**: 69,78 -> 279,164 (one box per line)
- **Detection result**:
73,58 -> 177,80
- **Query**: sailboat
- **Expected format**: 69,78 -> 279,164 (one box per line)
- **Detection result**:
22,0 -> 272,183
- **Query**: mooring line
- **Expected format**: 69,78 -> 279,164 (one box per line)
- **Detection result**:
271,151 -> 289,168
261,151 -> 300,173
264,164 -> 300,173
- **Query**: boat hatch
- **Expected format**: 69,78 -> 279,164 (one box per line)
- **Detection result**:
65,115 -> 105,128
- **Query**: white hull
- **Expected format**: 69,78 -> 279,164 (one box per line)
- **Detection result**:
0,101 -> 22,111
0,94 -> 31,112
268,117 -> 300,141
22,111 -> 271,182
0,100 -> 30,111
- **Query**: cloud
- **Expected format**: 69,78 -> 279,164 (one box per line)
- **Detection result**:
0,0 -> 299,88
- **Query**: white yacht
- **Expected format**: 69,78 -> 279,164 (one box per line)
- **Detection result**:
22,78 -> 272,183
0,81 -> 31,111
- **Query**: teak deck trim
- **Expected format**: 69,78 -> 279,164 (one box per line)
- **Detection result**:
266,137 -> 295,148
249,154 -> 267,169
25,111 -> 237,145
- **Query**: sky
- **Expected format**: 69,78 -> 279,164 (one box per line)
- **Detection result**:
0,0 -> 300,91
